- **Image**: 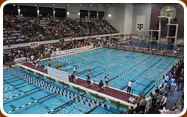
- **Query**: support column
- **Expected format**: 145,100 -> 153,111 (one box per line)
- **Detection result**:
166,17 -> 171,44
96,4 -> 98,19
158,18 -> 161,44
37,5 -> 39,18
166,25 -> 170,44
88,4 -> 90,19
53,6 -> 55,19
66,4 -> 68,18
124,4 -> 133,35
17,4 -> 20,18
174,24 -> 179,50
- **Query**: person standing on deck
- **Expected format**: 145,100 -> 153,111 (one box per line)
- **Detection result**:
140,96 -> 147,114
87,77 -> 91,87
48,59 -> 51,67
127,80 -> 133,94
56,61 -> 61,69
73,65 -> 77,74
87,70 -> 91,79
104,74 -> 109,87
98,80 -> 104,91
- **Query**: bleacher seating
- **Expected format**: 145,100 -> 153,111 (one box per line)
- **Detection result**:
3,15 -> 118,46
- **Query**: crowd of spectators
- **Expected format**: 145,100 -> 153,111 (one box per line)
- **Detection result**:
3,38 -> 91,65
126,58 -> 184,114
3,15 -> 118,46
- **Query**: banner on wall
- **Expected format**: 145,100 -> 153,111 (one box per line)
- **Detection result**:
136,15 -> 145,32
96,35 -> 101,39
29,42 -> 40,48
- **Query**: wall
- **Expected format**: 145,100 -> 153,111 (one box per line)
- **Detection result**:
105,3 -> 152,35
105,4 -> 125,33
150,3 -> 184,38
124,4 -> 133,34
132,4 -> 152,35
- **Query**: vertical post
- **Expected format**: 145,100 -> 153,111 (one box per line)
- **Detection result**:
96,4 -> 98,19
17,4 -> 20,18
66,4 -> 68,18
166,26 -> 169,45
53,6 -> 55,19
158,17 -> 161,44
166,17 -> 171,44
37,5 -> 39,19
151,31 -> 153,42
174,24 -> 178,50
88,4 -> 90,19
104,4 -> 106,20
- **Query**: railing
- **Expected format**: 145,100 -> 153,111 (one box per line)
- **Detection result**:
3,33 -> 121,49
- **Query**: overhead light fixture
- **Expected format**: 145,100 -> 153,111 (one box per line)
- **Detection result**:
108,14 -> 111,17
67,12 -> 70,15
78,12 -> 80,15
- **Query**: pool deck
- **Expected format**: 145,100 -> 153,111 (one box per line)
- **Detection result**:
104,46 -> 183,58
21,62 -> 137,105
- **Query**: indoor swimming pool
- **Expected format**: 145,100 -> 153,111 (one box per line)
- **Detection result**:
3,48 -> 180,114
3,67 -> 124,114
39,48 -> 180,97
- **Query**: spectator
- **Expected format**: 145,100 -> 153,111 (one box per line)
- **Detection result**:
160,94 -> 167,109
156,92 -> 162,108
140,96 -> 147,113
134,103 -> 141,114
170,81 -> 177,96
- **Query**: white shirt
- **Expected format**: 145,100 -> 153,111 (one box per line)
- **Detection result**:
128,81 -> 132,87
171,82 -> 177,87
161,96 -> 167,105
73,67 -> 77,72
171,78 -> 175,83
31,55 -> 34,60
164,82 -> 168,88
165,76 -> 169,81
105,75 -> 109,81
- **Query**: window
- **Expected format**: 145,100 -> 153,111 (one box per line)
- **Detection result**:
39,7 -> 53,17
80,10 -> 88,19
3,4 -> 18,16
89,11 -> 97,19
55,8 -> 66,18
20,5 -> 37,17
98,11 -> 104,19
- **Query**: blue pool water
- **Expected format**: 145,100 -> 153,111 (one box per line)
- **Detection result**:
39,48 -> 180,96
3,48 -> 180,114
3,67 -> 124,114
